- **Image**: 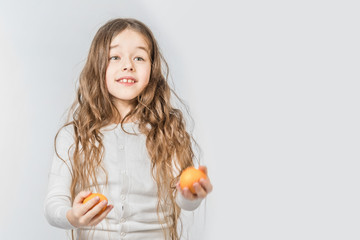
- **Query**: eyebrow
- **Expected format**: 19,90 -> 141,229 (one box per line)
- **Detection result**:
109,45 -> 149,53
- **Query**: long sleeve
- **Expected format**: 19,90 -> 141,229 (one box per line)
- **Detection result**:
175,191 -> 203,211
43,126 -> 76,229
44,122 -> 204,238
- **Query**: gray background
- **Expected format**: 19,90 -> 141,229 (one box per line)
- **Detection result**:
0,0 -> 359,239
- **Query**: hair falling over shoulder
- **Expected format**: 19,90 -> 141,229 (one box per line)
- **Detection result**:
54,18 -> 199,240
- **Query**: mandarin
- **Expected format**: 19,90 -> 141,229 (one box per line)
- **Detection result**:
83,193 -> 108,214
179,167 -> 207,194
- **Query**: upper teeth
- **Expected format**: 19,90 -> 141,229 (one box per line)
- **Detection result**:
119,79 -> 135,83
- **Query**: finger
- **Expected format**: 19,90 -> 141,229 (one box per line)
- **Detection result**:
88,205 -> 113,226
176,182 -> 183,194
198,166 -> 208,175
85,199 -> 108,220
79,195 -> 101,215
199,178 -> 213,193
177,184 -> 193,201
182,187 -> 197,200
74,190 -> 92,204
193,182 -> 207,198
177,183 -> 189,197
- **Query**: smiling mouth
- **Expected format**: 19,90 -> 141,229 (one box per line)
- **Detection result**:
117,79 -> 135,83
116,76 -> 137,83
116,78 -> 137,86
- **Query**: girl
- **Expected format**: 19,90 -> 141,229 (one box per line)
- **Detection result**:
44,18 -> 212,240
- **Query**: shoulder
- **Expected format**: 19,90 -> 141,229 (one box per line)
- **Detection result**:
57,124 -> 75,140
55,124 -> 76,151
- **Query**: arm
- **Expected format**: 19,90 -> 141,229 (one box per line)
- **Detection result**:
43,126 -> 76,229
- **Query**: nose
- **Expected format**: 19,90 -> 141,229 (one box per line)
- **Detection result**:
122,59 -> 134,71
122,65 -> 133,71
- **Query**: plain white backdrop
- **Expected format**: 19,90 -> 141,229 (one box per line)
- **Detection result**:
0,0 -> 359,239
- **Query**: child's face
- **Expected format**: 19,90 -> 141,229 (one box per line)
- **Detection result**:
106,29 -> 151,108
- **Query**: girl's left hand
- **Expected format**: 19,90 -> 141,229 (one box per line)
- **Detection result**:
176,165 -> 213,200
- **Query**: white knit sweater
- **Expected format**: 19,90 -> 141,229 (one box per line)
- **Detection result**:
44,122 -> 202,240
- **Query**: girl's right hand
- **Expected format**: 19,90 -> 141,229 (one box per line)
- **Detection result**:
66,191 -> 113,228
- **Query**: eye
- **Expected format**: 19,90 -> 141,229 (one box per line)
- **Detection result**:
109,56 -> 120,61
134,57 -> 144,61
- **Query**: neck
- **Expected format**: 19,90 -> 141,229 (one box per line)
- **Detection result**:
114,100 -> 136,123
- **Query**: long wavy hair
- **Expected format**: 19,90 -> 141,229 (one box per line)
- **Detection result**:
54,18 -> 198,239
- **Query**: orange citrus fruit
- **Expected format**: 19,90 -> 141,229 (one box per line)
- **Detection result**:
83,193 -> 108,214
179,167 -> 207,194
